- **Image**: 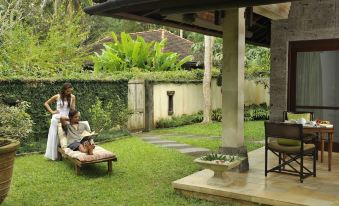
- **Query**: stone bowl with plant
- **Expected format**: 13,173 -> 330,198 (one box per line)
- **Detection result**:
0,101 -> 33,204
194,153 -> 245,186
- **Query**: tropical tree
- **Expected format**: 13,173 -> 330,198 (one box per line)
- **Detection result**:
0,0 -> 89,77
188,32 -> 223,67
245,44 -> 270,88
189,32 -> 271,88
202,35 -> 215,123
0,0 -> 25,37
40,0 -> 91,15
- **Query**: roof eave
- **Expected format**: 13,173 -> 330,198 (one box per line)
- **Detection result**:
84,0 -> 295,16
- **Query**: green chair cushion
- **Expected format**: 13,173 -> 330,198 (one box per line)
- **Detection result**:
277,138 -> 301,146
287,112 -> 311,121
268,141 -> 315,154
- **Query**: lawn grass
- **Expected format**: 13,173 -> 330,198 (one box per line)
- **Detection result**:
3,137 -> 224,206
152,121 -> 265,152
4,122 -> 264,205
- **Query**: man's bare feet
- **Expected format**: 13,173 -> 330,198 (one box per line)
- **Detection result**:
79,144 -> 88,154
87,144 -> 94,155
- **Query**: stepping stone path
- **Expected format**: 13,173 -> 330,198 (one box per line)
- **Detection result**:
154,133 -> 220,139
137,134 -> 210,157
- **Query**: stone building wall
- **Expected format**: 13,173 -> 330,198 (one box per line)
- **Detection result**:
270,0 -> 339,121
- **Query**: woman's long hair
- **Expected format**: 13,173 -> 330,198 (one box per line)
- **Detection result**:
59,83 -> 73,108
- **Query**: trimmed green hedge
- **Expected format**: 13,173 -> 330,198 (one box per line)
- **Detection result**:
156,112 -> 204,128
0,69 -> 220,82
156,109 -> 222,128
0,80 -> 128,146
156,104 -> 270,128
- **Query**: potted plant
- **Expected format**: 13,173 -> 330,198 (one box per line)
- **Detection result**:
194,153 -> 246,186
0,101 -> 33,204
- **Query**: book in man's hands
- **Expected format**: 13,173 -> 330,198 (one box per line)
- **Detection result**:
80,131 -> 98,144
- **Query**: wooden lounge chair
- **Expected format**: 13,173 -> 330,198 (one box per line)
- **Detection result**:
57,121 -> 117,175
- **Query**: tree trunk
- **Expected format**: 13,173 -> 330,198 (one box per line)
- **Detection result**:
179,29 -> 183,38
203,35 -> 215,123
53,0 -> 61,15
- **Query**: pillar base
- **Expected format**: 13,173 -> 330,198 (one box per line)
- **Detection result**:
219,146 -> 249,172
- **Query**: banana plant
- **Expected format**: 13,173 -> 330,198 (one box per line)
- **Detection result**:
93,31 -> 193,72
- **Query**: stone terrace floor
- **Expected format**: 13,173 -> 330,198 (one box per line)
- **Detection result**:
173,147 -> 339,206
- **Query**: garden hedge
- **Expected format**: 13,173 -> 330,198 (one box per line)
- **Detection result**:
0,79 -> 128,142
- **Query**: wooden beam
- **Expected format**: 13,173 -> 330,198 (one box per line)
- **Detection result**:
166,14 -> 222,31
253,2 -> 291,20
158,0 -> 295,15
103,12 -> 223,37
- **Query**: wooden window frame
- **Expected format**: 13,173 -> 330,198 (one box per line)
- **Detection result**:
288,38 -> 339,111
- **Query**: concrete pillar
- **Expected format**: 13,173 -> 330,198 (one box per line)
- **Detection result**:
219,8 -> 249,172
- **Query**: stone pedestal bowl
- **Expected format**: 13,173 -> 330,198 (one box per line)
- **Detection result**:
194,156 -> 242,186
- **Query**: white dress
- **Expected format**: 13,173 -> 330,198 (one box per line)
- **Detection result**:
44,95 -> 71,160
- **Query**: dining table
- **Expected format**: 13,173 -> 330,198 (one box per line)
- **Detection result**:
303,125 -> 334,171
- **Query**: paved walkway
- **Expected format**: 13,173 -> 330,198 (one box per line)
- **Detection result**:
136,133 -> 211,157
137,132 -> 264,156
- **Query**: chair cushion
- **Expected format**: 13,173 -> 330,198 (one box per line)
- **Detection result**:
287,112 -> 311,121
268,141 -> 315,154
277,138 -> 301,146
62,146 -> 116,162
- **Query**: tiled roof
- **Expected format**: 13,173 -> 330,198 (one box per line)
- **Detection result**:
89,29 -> 201,61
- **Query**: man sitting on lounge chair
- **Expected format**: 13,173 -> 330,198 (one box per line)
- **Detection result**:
60,110 -> 95,155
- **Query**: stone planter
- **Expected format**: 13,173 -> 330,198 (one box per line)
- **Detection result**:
194,156 -> 243,186
0,138 -> 20,204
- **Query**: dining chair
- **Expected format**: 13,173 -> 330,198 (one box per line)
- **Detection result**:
283,111 -> 314,122
264,121 -> 317,183
283,111 -> 318,158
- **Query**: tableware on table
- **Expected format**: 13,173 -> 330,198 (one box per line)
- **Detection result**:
297,118 -> 306,125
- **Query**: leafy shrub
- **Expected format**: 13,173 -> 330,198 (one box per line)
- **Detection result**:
156,108 -> 225,128
211,108 -> 222,122
89,98 -> 112,133
0,101 -> 33,141
156,112 -> 203,128
89,96 -> 131,132
92,32 -> 193,73
244,103 -> 270,121
156,104 -> 269,127
211,104 -> 270,122
106,95 -> 131,129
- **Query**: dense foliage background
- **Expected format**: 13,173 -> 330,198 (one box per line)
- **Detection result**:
0,0 -> 271,153
0,0 -> 270,82
0,80 -> 128,152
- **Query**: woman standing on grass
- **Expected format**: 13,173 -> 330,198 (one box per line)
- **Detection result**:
44,83 -> 76,160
